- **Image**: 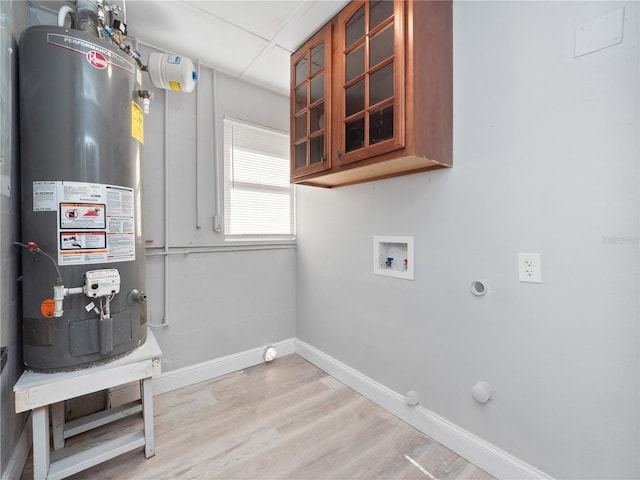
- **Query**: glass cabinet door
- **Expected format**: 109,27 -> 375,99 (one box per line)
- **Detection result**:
290,25 -> 332,179
336,0 -> 404,165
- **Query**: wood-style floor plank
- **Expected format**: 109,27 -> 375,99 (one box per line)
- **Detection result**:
21,354 -> 495,480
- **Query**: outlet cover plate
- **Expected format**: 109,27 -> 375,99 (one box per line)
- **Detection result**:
518,253 -> 542,283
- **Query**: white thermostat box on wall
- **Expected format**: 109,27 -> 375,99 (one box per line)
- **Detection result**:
373,236 -> 414,280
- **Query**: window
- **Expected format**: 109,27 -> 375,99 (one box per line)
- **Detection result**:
223,118 -> 295,240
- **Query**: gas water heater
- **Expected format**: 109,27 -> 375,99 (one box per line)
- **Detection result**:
18,1 -> 195,371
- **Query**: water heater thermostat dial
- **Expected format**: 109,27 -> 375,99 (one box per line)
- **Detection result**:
85,269 -> 121,297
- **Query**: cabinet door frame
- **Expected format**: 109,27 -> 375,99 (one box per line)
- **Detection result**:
290,25 -> 333,180
333,0 -> 405,166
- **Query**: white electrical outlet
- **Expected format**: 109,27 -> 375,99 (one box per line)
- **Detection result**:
213,215 -> 223,232
518,253 -> 542,283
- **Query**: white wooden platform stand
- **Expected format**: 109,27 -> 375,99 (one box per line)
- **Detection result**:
14,330 -> 162,480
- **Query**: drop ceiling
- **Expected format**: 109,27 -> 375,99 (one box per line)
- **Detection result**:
125,0 -> 349,95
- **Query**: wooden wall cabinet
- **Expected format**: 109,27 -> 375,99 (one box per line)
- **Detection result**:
290,25 -> 332,179
290,0 -> 452,188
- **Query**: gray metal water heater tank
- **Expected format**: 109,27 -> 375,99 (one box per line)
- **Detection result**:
19,25 -> 147,371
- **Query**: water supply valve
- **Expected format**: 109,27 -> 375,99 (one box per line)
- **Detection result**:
84,269 -> 121,298
138,90 -> 154,114
112,19 -> 126,36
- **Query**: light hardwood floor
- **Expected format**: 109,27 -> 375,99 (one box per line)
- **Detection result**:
21,354 -> 495,480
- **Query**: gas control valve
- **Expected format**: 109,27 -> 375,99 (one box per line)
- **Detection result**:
84,269 -> 121,298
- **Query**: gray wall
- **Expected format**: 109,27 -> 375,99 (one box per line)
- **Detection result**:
137,47 -> 296,370
296,1 -> 639,479
0,0 -> 29,474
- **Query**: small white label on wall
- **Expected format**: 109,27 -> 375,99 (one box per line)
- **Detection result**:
575,7 -> 625,57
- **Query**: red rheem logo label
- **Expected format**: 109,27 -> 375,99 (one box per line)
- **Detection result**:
86,51 -> 108,69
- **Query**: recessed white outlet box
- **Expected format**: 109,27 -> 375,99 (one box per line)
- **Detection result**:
575,7 -> 624,57
518,253 -> 542,283
373,236 -> 414,280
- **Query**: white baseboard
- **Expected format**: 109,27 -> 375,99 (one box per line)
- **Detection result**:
2,413 -> 32,480
152,338 -> 296,395
294,339 -> 554,480
51,336 -> 551,480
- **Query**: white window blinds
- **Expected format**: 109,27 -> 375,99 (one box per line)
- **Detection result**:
223,118 -> 295,240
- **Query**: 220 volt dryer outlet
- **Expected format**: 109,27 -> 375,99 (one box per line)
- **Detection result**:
518,253 -> 542,283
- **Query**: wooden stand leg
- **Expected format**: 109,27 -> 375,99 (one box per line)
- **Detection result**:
141,378 -> 155,458
32,406 -> 51,480
51,402 -> 65,450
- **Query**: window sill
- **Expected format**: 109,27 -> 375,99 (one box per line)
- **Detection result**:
223,238 -> 297,250
145,240 -> 296,257
224,235 -> 296,244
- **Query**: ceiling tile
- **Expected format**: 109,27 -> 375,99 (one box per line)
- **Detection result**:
274,0 -> 349,51
126,1 -> 268,76
185,1 -> 306,42
241,43 -> 291,94
124,0 -> 348,93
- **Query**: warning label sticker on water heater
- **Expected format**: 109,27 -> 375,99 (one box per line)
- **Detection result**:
60,203 -> 106,229
131,101 -> 144,144
34,181 -> 137,265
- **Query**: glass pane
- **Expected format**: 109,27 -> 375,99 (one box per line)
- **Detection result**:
310,43 -> 324,74
345,44 -> 364,82
345,118 -> 365,152
295,55 -> 307,85
370,24 -> 394,67
295,142 -> 307,169
295,112 -> 307,141
369,62 -> 393,105
310,72 -> 324,104
310,103 -> 324,134
370,105 -> 394,145
370,1 -> 394,30
295,84 -> 307,113
345,5 -> 365,48
310,135 -> 325,164
345,79 -> 365,117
